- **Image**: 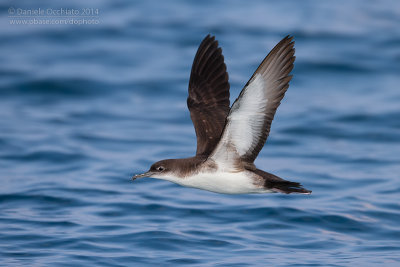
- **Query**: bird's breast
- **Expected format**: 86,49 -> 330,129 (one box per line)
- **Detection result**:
178,170 -> 264,194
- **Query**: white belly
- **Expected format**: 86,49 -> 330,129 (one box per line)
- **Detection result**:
170,171 -> 267,194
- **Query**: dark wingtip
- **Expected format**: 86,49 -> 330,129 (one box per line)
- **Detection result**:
285,35 -> 294,43
203,34 -> 215,42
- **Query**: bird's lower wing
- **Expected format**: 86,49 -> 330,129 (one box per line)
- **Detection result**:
209,36 -> 295,171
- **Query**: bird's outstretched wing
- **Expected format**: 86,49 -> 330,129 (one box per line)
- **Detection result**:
210,36 -> 295,170
187,35 -> 230,157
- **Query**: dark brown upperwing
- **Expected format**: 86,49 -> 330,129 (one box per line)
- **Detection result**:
187,35 -> 230,157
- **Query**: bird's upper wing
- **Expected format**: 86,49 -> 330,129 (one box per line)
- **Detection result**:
187,35 -> 230,157
209,36 -> 295,170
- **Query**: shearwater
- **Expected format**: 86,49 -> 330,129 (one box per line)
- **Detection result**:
132,35 -> 311,195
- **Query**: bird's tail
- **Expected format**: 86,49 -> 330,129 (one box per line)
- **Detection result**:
254,168 -> 311,194
252,169 -> 311,195
269,180 -> 312,194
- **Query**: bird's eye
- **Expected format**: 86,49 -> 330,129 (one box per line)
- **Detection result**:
157,166 -> 165,171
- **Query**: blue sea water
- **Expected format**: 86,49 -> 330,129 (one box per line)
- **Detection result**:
1,0 -> 400,266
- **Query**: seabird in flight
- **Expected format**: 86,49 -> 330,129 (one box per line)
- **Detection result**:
132,35 -> 311,195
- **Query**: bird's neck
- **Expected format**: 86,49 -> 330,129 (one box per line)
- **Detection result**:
172,156 -> 209,178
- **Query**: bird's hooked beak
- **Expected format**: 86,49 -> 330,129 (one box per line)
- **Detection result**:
132,171 -> 154,181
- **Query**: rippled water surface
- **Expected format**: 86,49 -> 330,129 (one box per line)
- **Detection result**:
1,0 -> 400,266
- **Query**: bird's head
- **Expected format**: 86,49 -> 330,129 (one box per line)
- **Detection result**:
132,159 -> 176,181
